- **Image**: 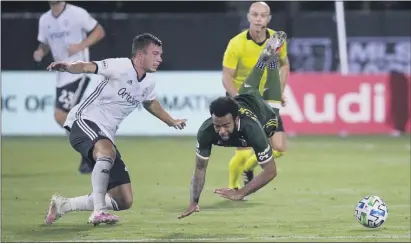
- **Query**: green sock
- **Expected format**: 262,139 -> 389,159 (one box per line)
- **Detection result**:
263,60 -> 282,108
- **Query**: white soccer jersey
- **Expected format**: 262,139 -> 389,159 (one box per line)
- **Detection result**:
64,58 -> 157,142
37,3 -> 98,87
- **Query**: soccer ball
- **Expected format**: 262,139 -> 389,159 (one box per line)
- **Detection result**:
354,196 -> 388,228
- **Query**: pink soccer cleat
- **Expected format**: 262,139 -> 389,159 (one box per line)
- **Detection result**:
261,31 -> 288,62
45,194 -> 67,225
87,211 -> 119,226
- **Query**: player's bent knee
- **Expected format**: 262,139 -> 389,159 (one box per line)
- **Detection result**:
93,139 -> 116,161
121,197 -> 133,210
275,139 -> 287,152
273,145 -> 286,153
119,185 -> 133,210
108,182 -> 133,210
271,136 -> 287,153
112,196 -> 133,210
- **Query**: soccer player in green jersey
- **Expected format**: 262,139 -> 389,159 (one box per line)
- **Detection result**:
179,33 -> 286,219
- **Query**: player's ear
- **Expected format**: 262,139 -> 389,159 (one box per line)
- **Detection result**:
136,50 -> 144,60
268,14 -> 272,22
247,13 -> 251,23
235,117 -> 240,127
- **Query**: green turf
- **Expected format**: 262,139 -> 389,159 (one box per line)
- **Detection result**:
1,136 -> 410,242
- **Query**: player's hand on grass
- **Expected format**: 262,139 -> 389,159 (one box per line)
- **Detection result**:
170,119 -> 187,130
178,204 -> 200,219
214,188 -> 245,201
33,49 -> 45,62
47,61 -> 70,72
68,43 -> 84,57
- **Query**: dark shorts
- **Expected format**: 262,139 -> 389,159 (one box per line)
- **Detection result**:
65,119 -> 131,190
56,76 -> 90,112
226,91 -> 285,133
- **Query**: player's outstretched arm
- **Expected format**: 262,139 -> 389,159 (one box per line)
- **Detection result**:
47,61 -> 97,74
215,123 -> 277,201
215,158 -> 276,201
179,127 -> 213,219
240,158 -> 276,195
239,126 -> 277,197
190,155 -> 209,205
179,155 -> 209,219
143,100 -> 187,130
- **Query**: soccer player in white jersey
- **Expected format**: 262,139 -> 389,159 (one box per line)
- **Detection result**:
44,33 -> 187,225
33,1 -> 105,174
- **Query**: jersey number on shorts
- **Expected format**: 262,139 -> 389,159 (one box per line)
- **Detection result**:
58,89 -> 75,110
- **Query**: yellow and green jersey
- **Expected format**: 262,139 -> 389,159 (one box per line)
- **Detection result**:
195,90 -> 278,164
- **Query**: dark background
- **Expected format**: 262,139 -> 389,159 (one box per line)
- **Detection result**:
3,1 -> 411,13
2,1 -> 411,71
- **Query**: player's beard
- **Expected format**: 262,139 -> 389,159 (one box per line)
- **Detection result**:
220,127 -> 238,141
220,133 -> 230,141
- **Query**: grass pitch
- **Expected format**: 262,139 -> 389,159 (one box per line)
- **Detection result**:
1,135 -> 410,242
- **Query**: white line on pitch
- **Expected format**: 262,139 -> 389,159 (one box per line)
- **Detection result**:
61,234 -> 411,242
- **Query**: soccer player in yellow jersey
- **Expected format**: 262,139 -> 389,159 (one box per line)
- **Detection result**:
222,2 -> 290,190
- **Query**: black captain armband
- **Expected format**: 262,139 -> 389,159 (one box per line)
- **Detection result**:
91,61 -> 98,74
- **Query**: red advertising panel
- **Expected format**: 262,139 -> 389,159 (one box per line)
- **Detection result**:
281,73 -> 410,135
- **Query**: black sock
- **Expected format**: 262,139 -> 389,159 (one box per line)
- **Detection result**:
255,59 -> 266,70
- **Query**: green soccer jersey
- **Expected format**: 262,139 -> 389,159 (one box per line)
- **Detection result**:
196,91 -> 278,164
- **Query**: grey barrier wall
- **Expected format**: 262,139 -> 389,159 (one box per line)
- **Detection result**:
1,11 -> 410,72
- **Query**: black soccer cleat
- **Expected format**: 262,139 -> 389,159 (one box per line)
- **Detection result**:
243,170 -> 254,186
79,160 -> 92,174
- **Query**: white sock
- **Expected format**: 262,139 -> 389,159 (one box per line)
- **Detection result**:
92,156 -> 114,211
61,194 -> 119,213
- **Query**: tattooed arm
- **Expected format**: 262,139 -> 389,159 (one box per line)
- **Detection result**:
178,123 -> 213,219
190,155 -> 209,204
178,155 -> 210,219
